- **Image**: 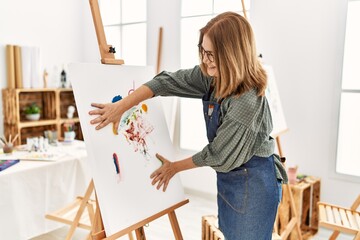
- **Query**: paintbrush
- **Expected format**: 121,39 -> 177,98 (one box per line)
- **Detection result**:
0,137 -> 7,145
11,134 -> 19,144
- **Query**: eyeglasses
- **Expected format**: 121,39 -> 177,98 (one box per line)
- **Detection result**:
198,44 -> 215,62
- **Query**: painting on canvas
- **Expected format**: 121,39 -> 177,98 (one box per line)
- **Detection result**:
69,63 -> 185,236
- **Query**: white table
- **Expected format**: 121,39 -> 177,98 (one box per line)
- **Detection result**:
0,141 -> 91,240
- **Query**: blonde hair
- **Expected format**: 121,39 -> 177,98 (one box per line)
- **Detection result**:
198,12 -> 267,99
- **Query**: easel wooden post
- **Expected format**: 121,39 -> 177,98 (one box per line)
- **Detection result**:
274,134 -> 303,240
89,0 -> 124,65
156,27 -> 163,75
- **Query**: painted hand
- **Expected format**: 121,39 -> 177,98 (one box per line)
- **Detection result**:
150,153 -> 176,192
89,102 -> 121,133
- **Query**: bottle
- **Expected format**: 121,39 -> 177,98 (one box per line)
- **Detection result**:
43,69 -> 48,88
61,67 -> 66,88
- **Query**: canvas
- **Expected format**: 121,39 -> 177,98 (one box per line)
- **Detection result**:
263,65 -> 287,137
69,63 -> 185,236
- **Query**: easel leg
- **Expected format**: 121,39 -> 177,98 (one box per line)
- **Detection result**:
168,211 -> 183,240
135,227 -> 146,240
275,135 -> 303,240
128,232 -> 135,240
276,136 -> 284,158
65,180 -> 95,240
91,192 -> 106,240
286,184 -> 303,240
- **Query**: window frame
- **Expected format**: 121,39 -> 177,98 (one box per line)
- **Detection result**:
100,0 -> 147,66
332,0 -> 360,182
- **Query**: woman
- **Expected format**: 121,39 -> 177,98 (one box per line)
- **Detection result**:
90,12 -> 287,240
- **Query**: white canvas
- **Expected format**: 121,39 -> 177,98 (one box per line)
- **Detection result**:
263,65 -> 287,137
69,63 -> 185,236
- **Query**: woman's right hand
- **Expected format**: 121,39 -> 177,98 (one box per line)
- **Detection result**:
89,101 -> 124,133
89,85 -> 155,133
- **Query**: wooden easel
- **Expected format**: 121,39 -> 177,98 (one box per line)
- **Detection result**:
51,1 -> 188,239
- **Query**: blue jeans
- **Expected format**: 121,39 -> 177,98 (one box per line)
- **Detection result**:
217,155 -> 282,240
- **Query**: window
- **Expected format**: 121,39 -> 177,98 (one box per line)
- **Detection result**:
99,0 -> 146,65
336,0 -> 360,177
179,0 -> 250,151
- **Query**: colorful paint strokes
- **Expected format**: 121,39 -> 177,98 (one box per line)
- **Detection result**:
113,153 -> 121,182
111,95 -> 123,135
112,95 -> 123,103
118,103 -> 154,159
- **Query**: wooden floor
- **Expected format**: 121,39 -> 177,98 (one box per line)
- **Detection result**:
30,191 -> 218,240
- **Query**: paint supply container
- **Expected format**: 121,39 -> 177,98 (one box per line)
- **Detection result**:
3,143 -> 13,154
64,131 -> 76,142
287,166 -> 298,184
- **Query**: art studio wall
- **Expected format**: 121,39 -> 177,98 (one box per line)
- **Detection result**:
1,0 -> 359,207
251,0 -> 360,207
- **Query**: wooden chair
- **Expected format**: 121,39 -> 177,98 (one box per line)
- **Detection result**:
318,194 -> 360,240
201,215 -> 282,240
202,215 -> 225,240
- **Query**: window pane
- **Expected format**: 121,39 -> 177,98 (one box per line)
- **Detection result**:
104,26 -> 121,59
181,0 -> 212,17
122,0 -> 146,23
181,16 -> 211,68
122,23 -> 146,65
180,98 -> 208,151
99,0 -> 121,25
342,1 -> 360,90
336,92 -> 360,177
214,0 -> 250,13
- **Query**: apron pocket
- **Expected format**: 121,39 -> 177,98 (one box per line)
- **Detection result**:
217,167 -> 248,214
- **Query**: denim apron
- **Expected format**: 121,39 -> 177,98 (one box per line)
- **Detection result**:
202,88 -> 282,240
202,87 -> 222,142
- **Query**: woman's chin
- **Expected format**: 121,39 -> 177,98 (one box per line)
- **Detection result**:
207,68 -> 217,77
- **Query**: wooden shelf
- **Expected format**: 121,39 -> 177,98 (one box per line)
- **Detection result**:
2,88 -> 83,145
13,87 -> 73,92
19,119 -> 58,128
59,118 -> 80,124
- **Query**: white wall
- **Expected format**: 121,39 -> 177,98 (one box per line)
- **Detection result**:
251,0 -> 360,206
1,0 -> 359,206
0,0 -> 91,134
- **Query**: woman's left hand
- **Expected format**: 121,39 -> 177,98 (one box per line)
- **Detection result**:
150,153 -> 177,192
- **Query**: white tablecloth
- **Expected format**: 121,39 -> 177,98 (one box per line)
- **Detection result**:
0,141 -> 91,240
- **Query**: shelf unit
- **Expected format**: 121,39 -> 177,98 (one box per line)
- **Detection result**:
2,88 -> 83,145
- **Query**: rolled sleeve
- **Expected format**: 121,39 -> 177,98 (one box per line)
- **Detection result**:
144,66 -> 210,98
192,115 -> 257,172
